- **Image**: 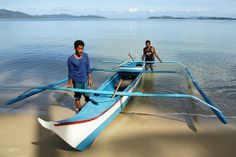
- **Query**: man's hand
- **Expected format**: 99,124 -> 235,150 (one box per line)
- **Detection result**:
88,79 -> 93,88
67,82 -> 73,88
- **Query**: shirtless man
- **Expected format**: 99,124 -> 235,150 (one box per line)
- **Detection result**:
142,40 -> 162,70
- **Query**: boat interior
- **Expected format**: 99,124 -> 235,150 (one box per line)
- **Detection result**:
95,72 -> 139,98
94,62 -> 143,98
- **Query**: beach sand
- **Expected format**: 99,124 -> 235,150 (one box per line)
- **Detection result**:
1,93 -> 236,157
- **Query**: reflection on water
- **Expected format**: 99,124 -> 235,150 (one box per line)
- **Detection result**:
127,64 -> 208,115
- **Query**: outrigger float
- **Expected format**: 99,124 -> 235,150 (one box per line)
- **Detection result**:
6,58 -> 228,151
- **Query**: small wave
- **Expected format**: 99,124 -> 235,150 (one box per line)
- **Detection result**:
0,86 -> 34,90
209,85 -> 236,90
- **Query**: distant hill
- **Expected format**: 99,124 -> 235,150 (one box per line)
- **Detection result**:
0,9 -> 106,19
34,14 -> 79,18
0,9 -> 32,18
197,16 -> 236,20
148,16 -> 236,20
35,14 -> 106,19
149,16 -> 188,19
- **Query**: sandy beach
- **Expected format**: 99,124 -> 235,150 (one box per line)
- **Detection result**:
1,92 -> 236,157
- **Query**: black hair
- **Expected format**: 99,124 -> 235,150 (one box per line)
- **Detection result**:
74,40 -> 85,48
145,40 -> 151,44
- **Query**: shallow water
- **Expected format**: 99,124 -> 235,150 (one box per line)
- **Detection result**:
0,19 -> 236,117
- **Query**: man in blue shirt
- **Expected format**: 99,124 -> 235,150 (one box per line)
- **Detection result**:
67,40 -> 92,112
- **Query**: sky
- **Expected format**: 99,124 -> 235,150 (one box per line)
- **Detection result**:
0,0 -> 236,18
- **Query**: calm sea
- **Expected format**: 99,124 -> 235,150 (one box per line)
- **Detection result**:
0,19 -> 236,117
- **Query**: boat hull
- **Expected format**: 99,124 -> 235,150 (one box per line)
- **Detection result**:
38,62 -> 144,151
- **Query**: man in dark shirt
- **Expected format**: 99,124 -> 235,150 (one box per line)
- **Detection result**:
142,40 -> 162,70
67,40 -> 92,113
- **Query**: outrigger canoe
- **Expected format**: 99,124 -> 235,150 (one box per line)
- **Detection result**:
6,59 -> 228,151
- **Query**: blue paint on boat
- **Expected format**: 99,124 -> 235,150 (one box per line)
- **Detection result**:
76,74 -> 142,151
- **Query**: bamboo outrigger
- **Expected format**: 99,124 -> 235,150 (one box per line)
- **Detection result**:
6,58 -> 227,151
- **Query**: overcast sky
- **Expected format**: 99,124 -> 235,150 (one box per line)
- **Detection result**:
1,0 -> 236,18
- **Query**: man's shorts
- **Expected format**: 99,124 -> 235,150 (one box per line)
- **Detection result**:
145,63 -> 154,70
73,81 -> 90,102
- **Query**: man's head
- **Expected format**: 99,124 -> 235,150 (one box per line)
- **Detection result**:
74,40 -> 85,55
145,40 -> 151,47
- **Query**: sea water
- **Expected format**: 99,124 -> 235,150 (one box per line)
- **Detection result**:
0,18 -> 235,117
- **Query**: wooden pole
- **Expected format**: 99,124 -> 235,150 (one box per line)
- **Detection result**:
128,52 -> 134,61
112,79 -> 122,98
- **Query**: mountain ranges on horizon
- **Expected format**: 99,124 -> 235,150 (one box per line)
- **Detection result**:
0,9 -> 236,20
148,15 -> 236,20
0,9 -> 106,19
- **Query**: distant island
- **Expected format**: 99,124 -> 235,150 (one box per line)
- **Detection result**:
149,16 -> 187,20
1,9 -> 236,20
148,16 -> 236,20
0,9 -> 106,19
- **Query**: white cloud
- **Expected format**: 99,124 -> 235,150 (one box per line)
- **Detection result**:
127,8 -> 139,13
178,8 -> 207,13
118,8 -> 208,14
148,9 -> 155,13
125,8 -> 159,13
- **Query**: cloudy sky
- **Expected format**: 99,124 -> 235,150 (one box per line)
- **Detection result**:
1,0 -> 236,18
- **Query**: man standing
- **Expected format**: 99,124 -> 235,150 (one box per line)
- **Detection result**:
142,40 -> 162,70
67,40 -> 92,113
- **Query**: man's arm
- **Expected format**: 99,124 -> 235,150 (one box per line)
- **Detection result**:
152,47 -> 162,63
88,74 -> 92,88
86,53 -> 93,88
67,58 -> 74,88
142,48 -> 145,61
